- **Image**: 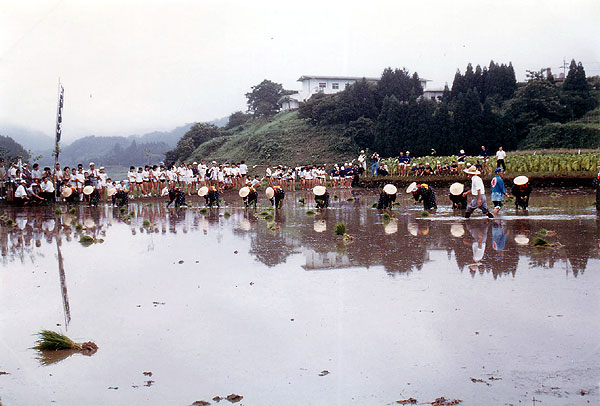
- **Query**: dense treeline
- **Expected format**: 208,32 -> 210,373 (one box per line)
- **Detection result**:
166,60 -> 599,164
0,134 -> 30,161
298,60 -> 598,156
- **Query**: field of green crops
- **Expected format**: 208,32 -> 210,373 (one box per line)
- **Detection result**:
381,151 -> 600,176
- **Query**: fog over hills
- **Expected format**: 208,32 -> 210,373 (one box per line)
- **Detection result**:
0,117 -> 227,166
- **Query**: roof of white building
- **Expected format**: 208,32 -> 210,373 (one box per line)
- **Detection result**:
297,75 -> 380,82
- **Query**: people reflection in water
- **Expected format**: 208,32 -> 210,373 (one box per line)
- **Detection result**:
0,202 -> 597,278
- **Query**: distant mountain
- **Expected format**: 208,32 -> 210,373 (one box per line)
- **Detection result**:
0,124 -> 54,152
0,135 -> 30,162
1,118 -> 226,166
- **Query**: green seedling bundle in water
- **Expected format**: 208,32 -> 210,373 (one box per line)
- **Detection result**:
33,330 -> 98,354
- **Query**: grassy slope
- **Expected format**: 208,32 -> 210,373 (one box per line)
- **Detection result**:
188,110 -> 358,166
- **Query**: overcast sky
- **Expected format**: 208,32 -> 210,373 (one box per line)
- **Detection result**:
1,0 -> 599,142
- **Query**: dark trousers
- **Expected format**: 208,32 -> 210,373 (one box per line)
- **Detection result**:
496,159 -> 506,170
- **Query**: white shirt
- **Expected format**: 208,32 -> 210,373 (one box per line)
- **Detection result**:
15,184 -> 27,198
42,180 -> 55,193
496,150 -> 506,160
239,164 -> 248,175
471,175 -> 485,195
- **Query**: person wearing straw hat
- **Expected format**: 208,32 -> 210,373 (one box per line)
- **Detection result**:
199,185 -> 220,207
490,168 -> 510,216
112,184 -> 128,207
266,185 -> 285,208
511,175 -> 532,211
313,185 -> 329,208
463,165 -> 494,218
449,182 -> 467,210
378,184 -> 397,210
83,185 -> 100,207
167,186 -> 187,208
406,182 -> 437,210
240,184 -> 258,208
61,185 -> 79,204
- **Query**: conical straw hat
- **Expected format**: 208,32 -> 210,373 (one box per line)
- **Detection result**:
265,187 -> 275,199
383,184 -> 397,194
464,166 -> 480,175
513,175 -> 529,186
406,182 -> 417,194
61,187 -> 72,198
449,183 -> 464,196
239,187 -> 250,198
313,185 -> 326,196
198,186 -> 209,197
106,187 -> 117,197
83,185 -> 94,195
407,223 -> 418,236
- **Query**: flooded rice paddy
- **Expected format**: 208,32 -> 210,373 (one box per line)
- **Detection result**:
0,188 -> 599,406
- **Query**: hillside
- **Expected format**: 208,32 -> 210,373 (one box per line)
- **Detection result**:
187,110 -> 358,166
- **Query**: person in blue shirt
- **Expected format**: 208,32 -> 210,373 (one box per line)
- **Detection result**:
480,145 -> 489,174
490,168 -> 509,216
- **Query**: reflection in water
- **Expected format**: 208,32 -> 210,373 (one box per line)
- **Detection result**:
56,241 -> 71,329
1,192 -> 599,279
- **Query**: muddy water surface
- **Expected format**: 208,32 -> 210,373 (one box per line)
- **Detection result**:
0,188 -> 598,405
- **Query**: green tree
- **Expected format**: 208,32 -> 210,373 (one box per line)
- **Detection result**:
561,60 -> 597,119
225,111 -> 252,129
165,123 -> 222,163
506,79 -> 568,142
344,117 -> 376,150
245,79 -> 293,117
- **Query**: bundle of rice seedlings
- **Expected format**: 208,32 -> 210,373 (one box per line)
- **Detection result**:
531,236 -> 549,247
334,222 -> 346,236
119,207 -> 127,213
199,208 -> 208,214
33,330 -> 98,352
68,207 -> 77,215
333,194 -> 339,200
347,197 -> 355,202
54,208 -> 63,216
382,213 -> 391,222
3,218 -> 15,227
298,197 -> 305,204
264,213 -> 274,221
267,221 -> 279,231
223,211 -> 231,218
129,211 -> 135,217
142,219 -> 151,228
371,202 -> 378,208
536,228 -> 556,237
75,223 -> 83,231
420,211 -> 430,217
259,211 -> 270,217
306,210 -> 316,215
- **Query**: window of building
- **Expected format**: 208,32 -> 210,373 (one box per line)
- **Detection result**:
318,82 -> 326,88
345,83 -> 350,89
332,83 -> 339,90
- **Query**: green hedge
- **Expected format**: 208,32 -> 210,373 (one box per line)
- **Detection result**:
520,122 -> 600,149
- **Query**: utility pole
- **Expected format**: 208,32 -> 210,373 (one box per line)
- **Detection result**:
560,58 -> 568,77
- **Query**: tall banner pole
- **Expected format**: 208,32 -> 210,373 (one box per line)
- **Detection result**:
54,78 -> 64,197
